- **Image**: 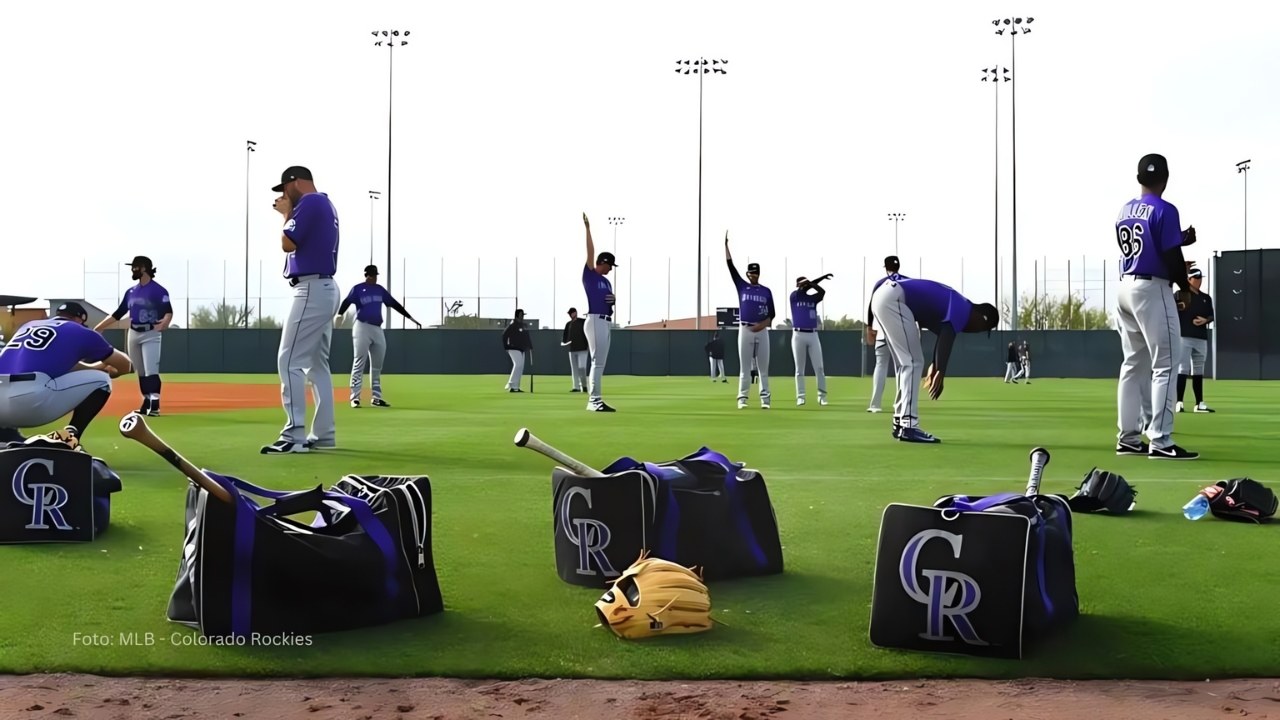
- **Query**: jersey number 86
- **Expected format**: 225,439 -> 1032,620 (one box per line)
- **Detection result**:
1116,223 -> 1145,259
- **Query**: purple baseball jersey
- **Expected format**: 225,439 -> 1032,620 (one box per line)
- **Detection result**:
344,283 -> 393,325
283,193 -> 340,278
1115,193 -> 1182,278
112,280 -> 173,326
582,265 -> 614,316
887,278 -> 973,333
789,289 -> 822,329
0,318 -> 115,378
728,261 -> 775,324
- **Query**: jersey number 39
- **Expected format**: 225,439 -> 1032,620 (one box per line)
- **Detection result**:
1116,223 -> 1145,259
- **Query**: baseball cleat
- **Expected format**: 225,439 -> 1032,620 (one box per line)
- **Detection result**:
1194,403 -> 1215,413
588,401 -> 616,412
891,423 -> 902,439
1175,401 -> 1184,413
261,440 -> 309,455
898,427 -> 940,444
1149,444 -> 1199,460
737,399 -> 748,410
1115,440 -> 1149,456
572,388 -> 583,392
819,396 -> 829,406
721,379 -> 728,383
796,397 -> 806,406
371,398 -> 391,407
350,399 -> 360,408
305,435 -> 337,450
761,402 -> 771,410
508,388 -> 524,393
867,407 -> 883,413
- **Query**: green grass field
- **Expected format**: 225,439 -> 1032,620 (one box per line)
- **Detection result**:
3,374 -> 1278,680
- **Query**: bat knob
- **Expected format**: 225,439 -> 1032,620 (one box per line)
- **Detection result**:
119,412 -> 144,435
513,428 -> 531,447
1029,446 -> 1050,465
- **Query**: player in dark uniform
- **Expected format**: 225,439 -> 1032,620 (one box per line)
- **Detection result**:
1176,266 -> 1215,413
705,331 -> 727,382
1003,341 -> 1020,383
561,307 -> 589,392
502,309 -> 532,392
1113,153 -> 1197,459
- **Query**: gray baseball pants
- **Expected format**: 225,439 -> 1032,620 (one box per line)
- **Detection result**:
350,320 -> 386,402
277,276 -> 340,445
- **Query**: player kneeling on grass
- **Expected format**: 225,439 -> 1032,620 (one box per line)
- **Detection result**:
0,302 -> 133,448
867,278 -> 998,443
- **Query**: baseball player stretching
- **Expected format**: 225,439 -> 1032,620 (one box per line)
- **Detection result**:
581,213 -> 617,412
561,307 -> 589,392
725,232 -> 776,410
867,276 -> 999,443
1012,339 -> 1031,383
1176,265 -> 1215,414
866,256 -> 907,412
92,255 -> 171,416
1114,153 -> 1197,460
263,166 -> 341,455
790,274 -> 830,406
0,302 -> 133,447
337,264 -> 420,408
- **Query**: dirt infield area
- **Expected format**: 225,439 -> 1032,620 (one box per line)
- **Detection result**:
1,675 -> 1276,719
102,380 -> 340,416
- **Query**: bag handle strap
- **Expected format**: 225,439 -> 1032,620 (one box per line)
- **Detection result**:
945,492 -> 1025,513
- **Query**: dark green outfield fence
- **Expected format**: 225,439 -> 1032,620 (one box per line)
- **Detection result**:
103,328 -> 1223,380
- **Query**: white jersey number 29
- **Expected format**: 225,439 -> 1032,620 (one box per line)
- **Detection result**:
1116,223 -> 1145,259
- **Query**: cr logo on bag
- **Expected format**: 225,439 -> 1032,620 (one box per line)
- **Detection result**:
12,458 -> 73,531
899,529 -> 987,646
560,486 -> 619,578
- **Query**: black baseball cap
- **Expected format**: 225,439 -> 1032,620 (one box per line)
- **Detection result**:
795,276 -> 808,285
515,308 -> 524,317
272,166 -> 313,192
596,251 -> 618,266
1188,267 -> 1203,279
1137,154 -> 1169,185
56,301 -> 88,320
975,302 -> 1000,330
567,307 -> 578,314
747,262 -> 761,273
126,255 -> 154,269
884,255 -> 900,271
364,265 -> 379,276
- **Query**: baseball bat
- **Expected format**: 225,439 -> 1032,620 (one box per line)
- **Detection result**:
1025,446 -> 1050,497
513,427 -> 605,478
118,412 -> 233,504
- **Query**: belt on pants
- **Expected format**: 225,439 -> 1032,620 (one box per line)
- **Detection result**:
131,324 -> 156,332
590,314 -> 612,321
793,328 -> 817,333
739,321 -> 766,327
1127,274 -> 1173,286
289,274 -> 334,287
1,373 -> 36,382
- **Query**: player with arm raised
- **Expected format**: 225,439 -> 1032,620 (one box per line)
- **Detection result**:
725,232 -> 776,409
867,276 -> 998,443
581,213 -> 618,412
790,273 -> 830,406
336,264 -> 420,410
1114,154 -> 1198,460
93,255 -> 172,416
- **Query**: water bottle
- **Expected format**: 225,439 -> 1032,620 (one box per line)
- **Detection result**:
1182,485 -> 1222,520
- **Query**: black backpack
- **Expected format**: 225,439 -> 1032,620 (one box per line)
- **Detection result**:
1208,479 -> 1277,524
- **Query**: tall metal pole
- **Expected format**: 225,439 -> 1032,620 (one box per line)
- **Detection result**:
994,16 -> 1033,333
887,213 -> 906,256
982,67 -> 1010,326
245,140 -> 256,328
1237,160 -> 1251,251
368,190 -> 381,265
676,58 -> 727,329
373,29 -> 410,327
609,217 -> 625,324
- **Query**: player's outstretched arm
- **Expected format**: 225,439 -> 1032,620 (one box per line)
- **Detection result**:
584,213 -> 595,267
94,299 -> 130,332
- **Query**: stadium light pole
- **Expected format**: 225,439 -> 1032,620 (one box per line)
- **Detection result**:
368,190 -> 381,265
675,57 -> 728,329
1236,159 -> 1251,251
609,217 -> 625,323
244,140 -> 256,329
373,28 -> 409,327
887,213 -> 906,255
981,66 -> 1010,327
994,16 -> 1033,333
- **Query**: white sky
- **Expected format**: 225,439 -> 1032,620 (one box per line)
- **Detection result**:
2,1 -> 1274,327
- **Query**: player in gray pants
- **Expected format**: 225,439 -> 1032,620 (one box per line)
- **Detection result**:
789,274 -> 829,406
1175,265 -> 1215,413
337,265 -> 421,408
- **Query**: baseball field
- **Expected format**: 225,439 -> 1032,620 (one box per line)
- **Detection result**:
3,372 -> 1278,693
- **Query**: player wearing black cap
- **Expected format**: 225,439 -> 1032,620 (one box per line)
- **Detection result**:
93,255 -> 172,416
561,307 -> 589,392
1176,264 -> 1215,414
866,256 -> 907,412
336,264 -> 420,412
725,232 -> 776,409
581,214 -> 618,411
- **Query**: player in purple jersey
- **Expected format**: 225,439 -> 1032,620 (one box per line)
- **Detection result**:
725,232 -> 776,409
581,213 -> 617,412
263,166 -> 341,454
0,302 -> 132,446
336,264 -> 420,408
867,276 -> 998,443
789,273 -> 830,406
1113,154 -> 1197,460
93,255 -> 172,416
